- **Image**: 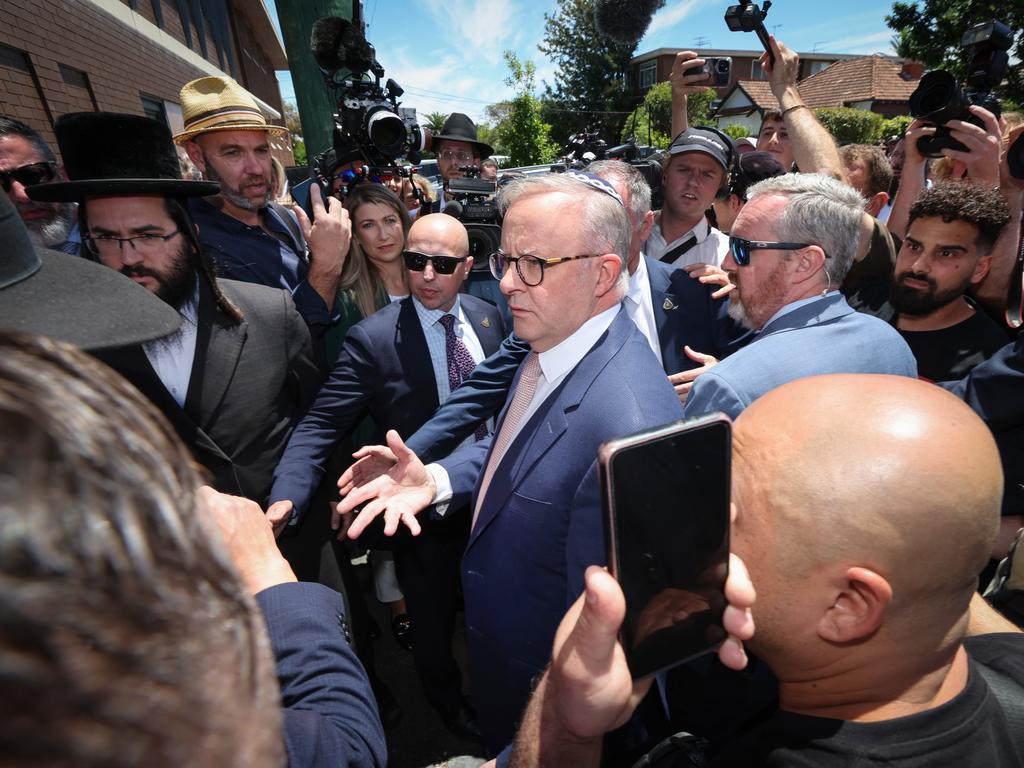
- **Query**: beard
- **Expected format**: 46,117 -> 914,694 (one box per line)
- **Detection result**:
18,201 -> 75,248
120,239 -> 197,311
202,155 -> 272,211
889,270 -> 971,316
727,261 -> 792,330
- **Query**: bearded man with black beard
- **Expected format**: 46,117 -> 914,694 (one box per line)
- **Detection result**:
888,181 -> 1012,382
175,76 -> 351,339
28,112 -> 322,505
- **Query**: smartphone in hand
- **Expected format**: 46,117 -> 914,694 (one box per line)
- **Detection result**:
599,414 -> 731,680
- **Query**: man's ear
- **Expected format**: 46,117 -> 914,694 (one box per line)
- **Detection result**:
791,244 -> 827,284
817,566 -> 892,644
866,191 -> 889,217
462,255 -> 474,281
638,210 -> 655,244
729,194 -> 744,215
970,253 -> 993,285
594,253 -> 624,297
183,140 -> 206,174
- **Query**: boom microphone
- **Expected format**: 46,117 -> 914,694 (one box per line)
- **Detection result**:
593,0 -> 666,46
310,16 -> 375,75
442,200 -> 464,219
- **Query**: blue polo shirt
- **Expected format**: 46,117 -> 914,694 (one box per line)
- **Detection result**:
189,197 -> 337,331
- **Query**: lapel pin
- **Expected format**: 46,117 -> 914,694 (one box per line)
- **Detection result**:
481,316 -> 491,328
663,298 -> 677,311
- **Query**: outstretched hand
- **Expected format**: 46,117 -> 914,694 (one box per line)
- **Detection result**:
334,430 -> 435,540
337,443 -> 398,496
684,262 -> 735,299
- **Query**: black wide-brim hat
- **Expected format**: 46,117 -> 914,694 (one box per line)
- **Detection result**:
27,112 -> 220,202
432,113 -> 493,159
0,191 -> 180,350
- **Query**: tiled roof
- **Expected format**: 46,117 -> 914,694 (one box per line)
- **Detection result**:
796,56 -> 920,107
732,80 -> 780,111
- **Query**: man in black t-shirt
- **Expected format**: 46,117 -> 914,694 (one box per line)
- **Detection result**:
889,182 -> 1011,381
506,374 -> 1024,768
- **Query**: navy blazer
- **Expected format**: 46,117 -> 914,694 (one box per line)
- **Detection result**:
683,292 -> 918,420
271,295 -> 506,520
941,332 -> 1024,516
258,582 -> 386,768
437,310 -> 684,753
405,257 -> 738,463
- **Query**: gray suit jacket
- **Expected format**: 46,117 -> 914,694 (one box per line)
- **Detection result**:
683,293 -> 918,419
95,277 -> 321,503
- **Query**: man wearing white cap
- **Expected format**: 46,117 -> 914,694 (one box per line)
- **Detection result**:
176,76 -> 349,336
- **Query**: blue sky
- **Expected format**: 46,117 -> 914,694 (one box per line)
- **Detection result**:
267,0 -> 901,123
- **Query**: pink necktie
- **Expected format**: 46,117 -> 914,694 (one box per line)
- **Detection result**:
472,351 -> 542,530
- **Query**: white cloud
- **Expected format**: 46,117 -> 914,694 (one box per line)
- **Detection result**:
422,0 -> 521,64
824,30 -> 897,54
647,0 -> 704,38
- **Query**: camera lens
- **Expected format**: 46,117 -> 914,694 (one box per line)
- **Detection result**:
715,59 -> 730,73
909,71 -> 968,124
366,109 -> 407,158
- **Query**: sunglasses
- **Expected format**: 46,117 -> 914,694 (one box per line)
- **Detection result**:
0,161 -> 57,193
728,236 -> 814,266
403,250 -> 468,275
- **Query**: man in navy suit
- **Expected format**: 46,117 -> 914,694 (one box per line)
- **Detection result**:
269,213 -> 506,740
339,172 -> 684,759
683,173 -> 918,419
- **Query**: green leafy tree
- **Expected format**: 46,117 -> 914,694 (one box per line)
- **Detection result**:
475,122 -> 504,156
814,107 -> 885,144
879,115 -> 913,141
686,88 -> 717,128
539,0 -> 658,149
886,1 -> 1024,107
291,139 -> 307,166
621,82 -> 671,147
283,101 -> 305,162
424,111 -> 449,134
498,51 -> 558,166
721,123 -> 751,141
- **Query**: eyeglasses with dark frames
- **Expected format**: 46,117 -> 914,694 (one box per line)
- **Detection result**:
0,161 -> 57,193
488,251 -> 601,286
403,250 -> 469,275
83,230 -> 182,258
728,236 -> 816,266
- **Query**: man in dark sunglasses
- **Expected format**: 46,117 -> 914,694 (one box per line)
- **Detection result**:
271,213 -> 506,742
0,117 -> 79,254
681,172 -> 917,420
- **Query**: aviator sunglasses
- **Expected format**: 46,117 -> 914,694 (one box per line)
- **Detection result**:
0,161 -> 57,193
403,250 -> 469,275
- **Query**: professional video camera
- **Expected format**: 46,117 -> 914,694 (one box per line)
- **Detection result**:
444,165 -> 501,264
908,20 -> 1015,157
724,1 -> 774,63
559,130 -> 609,169
310,14 -> 430,177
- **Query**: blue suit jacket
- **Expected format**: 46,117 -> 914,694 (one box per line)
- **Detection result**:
258,582 -> 386,768
271,295 -> 506,521
941,332 -> 1024,516
405,257 -> 739,462
437,310 -> 684,753
683,292 -> 918,420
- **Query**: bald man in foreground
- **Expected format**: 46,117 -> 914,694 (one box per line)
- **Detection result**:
509,374 -> 1023,767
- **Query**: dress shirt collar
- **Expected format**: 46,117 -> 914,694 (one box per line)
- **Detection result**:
627,252 -> 649,303
412,294 -> 464,327
536,304 -> 621,384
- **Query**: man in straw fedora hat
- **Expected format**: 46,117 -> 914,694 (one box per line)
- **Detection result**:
176,75 -> 350,336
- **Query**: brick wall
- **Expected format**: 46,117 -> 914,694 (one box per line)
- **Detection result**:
0,0 -> 291,164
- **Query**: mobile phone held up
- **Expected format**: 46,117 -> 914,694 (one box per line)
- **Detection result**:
684,57 -> 732,88
599,414 -> 731,680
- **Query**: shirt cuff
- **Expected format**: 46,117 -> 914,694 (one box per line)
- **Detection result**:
426,463 -> 453,517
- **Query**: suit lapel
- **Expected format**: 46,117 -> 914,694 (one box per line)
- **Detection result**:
185,279 -> 248,431
760,293 -> 852,338
645,256 -> 679,368
461,298 -> 504,356
395,298 -> 439,412
467,311 -> 633,549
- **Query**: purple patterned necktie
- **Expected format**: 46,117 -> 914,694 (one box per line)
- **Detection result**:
439,313 -> 487,440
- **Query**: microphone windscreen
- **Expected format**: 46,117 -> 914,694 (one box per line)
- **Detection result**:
442,201 -> 463,218
593,0 -> 666,46
310,17 -> 348,72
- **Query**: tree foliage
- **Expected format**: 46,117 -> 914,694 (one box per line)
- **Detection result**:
621,82 -> 671,147
886,1 -> 1024,107
814,107 -> 885,144
424,111 -> 449,134
498,51 -> 558,166
538,0 -> 641,150
879,115 -> 913,141
721,123 -> 751,141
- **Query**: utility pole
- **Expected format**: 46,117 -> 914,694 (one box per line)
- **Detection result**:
275,0 -> 353,160
694,35 -> 711,50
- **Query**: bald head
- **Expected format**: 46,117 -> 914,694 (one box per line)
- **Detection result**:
732,374 -> 1002,665
408,213 -> 469,256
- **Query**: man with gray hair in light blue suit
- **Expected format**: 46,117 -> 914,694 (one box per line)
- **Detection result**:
683,173 -> 917,419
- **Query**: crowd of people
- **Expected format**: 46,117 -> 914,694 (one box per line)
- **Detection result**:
1,28 -> 1023,768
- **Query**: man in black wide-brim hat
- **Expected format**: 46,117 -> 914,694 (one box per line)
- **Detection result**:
433,112 -> 493,210
27,112 -> 322,507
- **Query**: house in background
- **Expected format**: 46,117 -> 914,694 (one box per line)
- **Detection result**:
712,55 -> 923,136
0,0 -> 292,164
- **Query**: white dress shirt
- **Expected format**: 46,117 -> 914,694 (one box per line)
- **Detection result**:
624,254 -> 662,365
142,282 -> 200,408
428,304 -> 622,506
412,295 -> 487,405
644,216 -> 728,269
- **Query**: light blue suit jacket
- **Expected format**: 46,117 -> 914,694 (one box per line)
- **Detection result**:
683,293 -> 918,419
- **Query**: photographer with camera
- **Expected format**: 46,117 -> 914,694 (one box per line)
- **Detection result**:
433,113 -> 492,209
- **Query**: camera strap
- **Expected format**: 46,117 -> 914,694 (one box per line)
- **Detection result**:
659,235 -> 698,265
1005,229 -> 1023,329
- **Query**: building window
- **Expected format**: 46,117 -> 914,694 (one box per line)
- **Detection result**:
639,61 -> 657,89
751,61 -> 768,80
141,94 -> 168,127
806,60 -> 831,76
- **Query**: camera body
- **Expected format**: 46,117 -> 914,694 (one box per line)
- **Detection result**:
445,167 -> 501,266
684,57 -> 732,88
908,20 -> 1014,158
724,1 -> 773,62
333,76 -> 430,169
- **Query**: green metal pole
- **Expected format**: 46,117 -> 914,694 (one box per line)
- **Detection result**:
276,0 -> 352,161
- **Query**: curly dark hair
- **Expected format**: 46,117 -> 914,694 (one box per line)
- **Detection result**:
907,181 -> 1011,254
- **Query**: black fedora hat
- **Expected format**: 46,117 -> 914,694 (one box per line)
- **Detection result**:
432,113 -> 493,159
0,191 -> 181,350
26,112 -> 220,202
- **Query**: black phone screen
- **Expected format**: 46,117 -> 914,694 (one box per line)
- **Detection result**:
604,418 -> 731,679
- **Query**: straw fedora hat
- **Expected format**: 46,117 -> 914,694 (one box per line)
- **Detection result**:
173,76 -> 289,144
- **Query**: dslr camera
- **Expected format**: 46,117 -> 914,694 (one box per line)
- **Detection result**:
444,166 -> 501,265
908,20 -> 1015,158
684,57 -> 733,88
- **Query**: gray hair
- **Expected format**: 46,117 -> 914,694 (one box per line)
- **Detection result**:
497,173 -> 630,292
0,332 -> 283,768
746,172 -> 865,285
586,160 -> 652,230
